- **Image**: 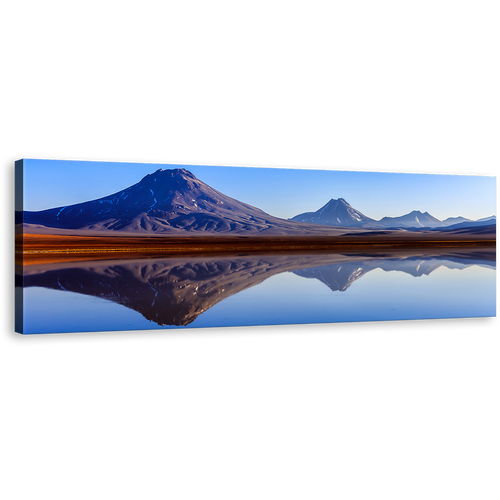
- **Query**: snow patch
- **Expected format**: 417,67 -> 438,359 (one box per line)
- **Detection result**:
147,188 -> 158,214
57,278 -> 68,291
56,207 -> 66,219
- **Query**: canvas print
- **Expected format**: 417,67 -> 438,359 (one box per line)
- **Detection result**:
15,159 -> 496,334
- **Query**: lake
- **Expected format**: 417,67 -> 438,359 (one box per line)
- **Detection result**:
16,247 -> 496,334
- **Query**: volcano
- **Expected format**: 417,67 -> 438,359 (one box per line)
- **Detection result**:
290,198 -> 376,227
21,168 -> 349,236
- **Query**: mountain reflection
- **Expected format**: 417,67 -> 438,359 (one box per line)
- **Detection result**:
19,248 -> 495,326
293,251 -> 495,292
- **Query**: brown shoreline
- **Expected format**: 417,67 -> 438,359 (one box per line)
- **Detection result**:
16,233 -> 496,266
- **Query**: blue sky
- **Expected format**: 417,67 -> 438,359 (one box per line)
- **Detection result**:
19,159 -> 496,221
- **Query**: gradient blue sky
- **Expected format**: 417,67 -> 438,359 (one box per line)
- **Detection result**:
19,159 -> 496,221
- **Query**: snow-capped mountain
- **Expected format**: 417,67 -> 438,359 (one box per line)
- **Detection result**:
376,210 -> 444,228
290,198 -> 376,227
21,168 -> 345,235
290,198 -> 495,230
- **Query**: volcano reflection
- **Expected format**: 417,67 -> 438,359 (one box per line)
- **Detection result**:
20,248 -> 496,327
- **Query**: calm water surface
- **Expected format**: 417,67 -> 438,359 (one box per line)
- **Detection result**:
17,248 -> 496,334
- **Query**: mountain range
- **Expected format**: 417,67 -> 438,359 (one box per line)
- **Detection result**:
290,198 -> 495,230
18,168 -> 495,235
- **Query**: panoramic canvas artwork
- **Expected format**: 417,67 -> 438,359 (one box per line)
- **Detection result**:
15,159 -> 496,334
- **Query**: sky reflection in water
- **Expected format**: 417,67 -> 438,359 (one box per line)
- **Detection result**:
18,248 -> 496,334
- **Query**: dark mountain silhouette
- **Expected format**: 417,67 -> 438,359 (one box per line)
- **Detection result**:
290,198 -> 376,227
19,249 -> 495,326
20,168 -> 349,236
